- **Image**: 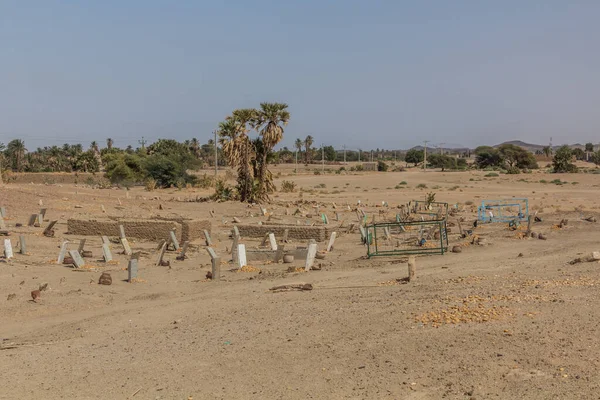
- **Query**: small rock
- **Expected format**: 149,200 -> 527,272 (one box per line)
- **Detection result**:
206,271 -> 213,280
7,293 -> 16,301
39,282 -> 49,291
452,246 -> 462,253
530,232 -> 538,239
31,290 -> 41,301
98,272 -> 112,285
538,234 -> 547,240
518,253 -> 524,257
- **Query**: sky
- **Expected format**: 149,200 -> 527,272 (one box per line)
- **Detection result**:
2,1 -> 600,151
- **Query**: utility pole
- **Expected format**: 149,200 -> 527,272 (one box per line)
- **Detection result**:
138,136 -> 147,150
295,149 -> 298,174
358,149 -> 361,163
343,145 -> 346,164
371,150 -> 373,162
321,144 -> 325,173
214,130 -> 218,178
439,143 -> 445,155
423,140 -> 429,170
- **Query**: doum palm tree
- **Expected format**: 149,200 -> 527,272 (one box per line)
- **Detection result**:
304,135 -> 314,163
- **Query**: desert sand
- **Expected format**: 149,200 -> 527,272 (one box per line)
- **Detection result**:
2,166 -> 600,399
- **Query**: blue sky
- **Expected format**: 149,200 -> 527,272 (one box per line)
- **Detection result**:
2,1 -> 600,151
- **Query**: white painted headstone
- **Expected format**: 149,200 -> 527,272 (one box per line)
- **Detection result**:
169,230 -> 180,250
4,239 -> 13,259
268,233 -> 278,250
237,244 -> 247,268
69,250 -> 85,268
305,243 -> 318,272
327,232 -> 337,252
102,243 -> 113,262
57,241 -> 69,263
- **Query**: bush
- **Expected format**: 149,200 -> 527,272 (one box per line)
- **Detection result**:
399,181 -> 407,185
280,180 -> 297,193
144,156 -> 196,188
377,160 -> 389,172
212,180 -> 235,201
484,172 -> 499,177
505,166 -> 521,174
355,165 -> 364,171
416,183 -> 427,189
145,178 -> 157,191
553,146 -> 577,173
313,170 -> 321,175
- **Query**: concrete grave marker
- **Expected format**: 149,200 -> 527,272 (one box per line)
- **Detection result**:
327,232 -> 337,252
69,250 -> 85,268
359,226 -> 367,243
232,235 -> 239,264
101,205 -> 106,213
0,207 -> 6,217
19,235 -> 26,255
282,229 -> 289,243
232,226 -> 240,238
156,242 -> 167,266
206,247 -> 220,282
260,207 -> 267,216
237,244 -> 247,268
101,236 -> 110,245
57,241 -> 69,263
305,243 -> 318,271
0,216 -> 6,230
128,259 -> 138,282
4,239 -> 13,259
176,241 -> 189,260
156,239 -> 166,251
43,220 -> 58,237
102,243 -> 113,262
203,230 -> 212,246
268,233 -> 278,250
169,230 -> 180,250
39,199 -> 43,206
119,225 -> 126,239
28,214 -> 37,227
40,208 -> 47,219
77,239 -> 87,254
274,244 -> 285,263
36,213 -> 44,227
121,238 -> 132,256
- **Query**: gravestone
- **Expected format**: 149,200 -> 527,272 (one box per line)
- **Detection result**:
203,230 -> 212,246
282,229 -> 289,243
102,243 -> 113,262
119,225 -> 126,239
232,226 -> 240,238
169,230 -> 180,250
176,241 -> 189,261
43,220 -> 58,237
274,244 -> 285,263
237,244 -> 247,268
327,232 -> 337,252
28,214 -> 37,227
77,239 -> 87,254
156,242 -> 167,266
57,241 -> 69,264
206,247 -> 220,282
128,259 -> 138,282
101,236 -> 110,245
232,235 -> 239,264
0,216 -> 6,230
19,235 -> 26,255
4,239 -> 13,259
305,243 -> 318,272
0,207 -> 5,217
121,238 -> 132,256
40,208 -> 47,219
69,250 -> 85,268
268,233 -> 278,250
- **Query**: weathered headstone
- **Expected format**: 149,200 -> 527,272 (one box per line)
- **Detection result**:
0,216 -> 6,230
77,239 -> 87,254
121,238 -> 132,256
408,256 -> 416,282
4,239 -> 13,259
274,244 -> 285,263
101,236 -> 110,245
40,208 -> 47,219
176,241 -> 189,261
206,247 -> 220,282
359,226 -> 367,243
305,243 -> 318,272
232,235 -> 239,264
383,227 -> 391,240
43,220 -> 58,237
232,225 -> 240,238
0,207 -> 6,217
102,243 -> 113,262
169,230 -> 180,250
327,232 -> 337,252
128,259 -> 138,282
156,242 -> 167,266
282,229 -> 290,243
101,205 -> 106,213
237,244 -> 247,268
28,214 -> 37,227
268,233 -> 278,250
69,250 -> 85,268
119,225 -> 126,239
203,230 -> 212,246
19,235 -> 26,255
57,241 -> 69,264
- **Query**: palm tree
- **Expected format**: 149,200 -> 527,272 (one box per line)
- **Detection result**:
304,135 -> 314,163
106,138 -> 114,150
218,108 -> 257,202
252,103 -> 290,198
7,139 -> 26,172
542,146 -> 552,158
189,138 -> 200,159
294,138 -> 303,173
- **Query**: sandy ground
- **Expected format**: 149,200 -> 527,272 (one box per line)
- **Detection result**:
1,167 -> 600,399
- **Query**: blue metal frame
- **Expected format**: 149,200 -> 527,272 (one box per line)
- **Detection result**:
477,198 -> 529,223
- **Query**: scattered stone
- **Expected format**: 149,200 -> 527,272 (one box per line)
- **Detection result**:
518,253 -> 524,257
7,293 -> 16,301
98,272 -> 112,285
538,233 -> 547,240
452,246 -> 462,253
206,271 -> 213,280
39,283 -> 48,291
31,290 -> 41,302
530,232 -> 537,239
63,256 -> 74,265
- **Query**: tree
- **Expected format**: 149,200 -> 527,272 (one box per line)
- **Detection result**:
585,143 -> 594,153
592,150 -> 600,166
497,144 -> 538,169
405,149 -> 424,166
304,135 -> 314,163
552,145 -> 577,173
6,139 -> 27,172
106,138 -> 113,150
427,154 -> 456,171
294,138 -> 303,162
321,145 -> 336,161
542,146 -> 552,158
474,146 -> 502,169
572,148 -> 586,161
252,102 -> 290,199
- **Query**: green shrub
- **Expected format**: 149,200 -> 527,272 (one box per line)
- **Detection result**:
280,180 -> 297,193
416,183 -> 427,189
484,172 -> 499,177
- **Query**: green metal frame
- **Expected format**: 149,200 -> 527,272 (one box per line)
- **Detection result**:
366,219 -> 448,258
410,200 -> 449,219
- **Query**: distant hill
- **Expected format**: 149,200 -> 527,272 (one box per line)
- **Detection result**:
495,140 -> 599,152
